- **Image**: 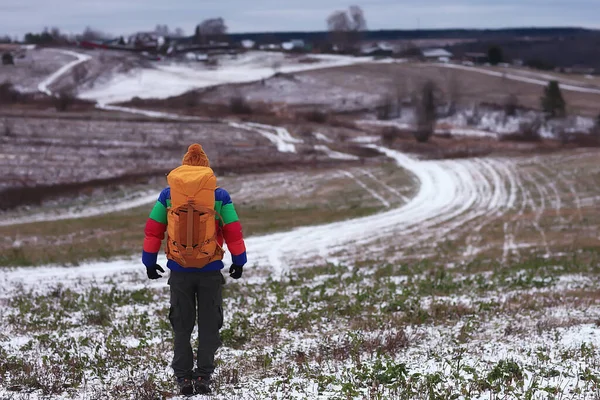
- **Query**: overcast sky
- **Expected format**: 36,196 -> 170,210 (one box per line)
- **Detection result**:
1,0 -> 599,38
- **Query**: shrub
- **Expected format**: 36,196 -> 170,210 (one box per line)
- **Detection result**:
54,89 -> 75,112
501,117 -> 542,142
377,95 -> 397,121
296,126 -> 314,139
520,117 -> 543,141
504,94 -> 519,117
72,63 -> 87,84
206,57 -> 219,67
182,92 -> 198,108
304,109 -> 328,123
466,103 -> 482,125
2,52 -> 14,65
380,126 -> 400,145
0,81 -> 19,103
2,118 -> 14,137
229,96 -> 252,114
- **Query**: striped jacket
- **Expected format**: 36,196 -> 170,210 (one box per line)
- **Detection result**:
142,187 -> 247,272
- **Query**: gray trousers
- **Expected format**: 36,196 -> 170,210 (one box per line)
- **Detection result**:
168,271 -> 224,379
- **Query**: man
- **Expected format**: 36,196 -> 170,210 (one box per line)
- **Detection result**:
142,143 -> 247,396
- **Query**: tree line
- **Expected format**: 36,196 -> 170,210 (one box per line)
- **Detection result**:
14,6 -> 364,47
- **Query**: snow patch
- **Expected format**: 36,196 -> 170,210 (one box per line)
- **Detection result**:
314,145 -> 359,161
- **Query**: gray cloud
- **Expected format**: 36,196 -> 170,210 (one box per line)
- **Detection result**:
1,0 -> 598,38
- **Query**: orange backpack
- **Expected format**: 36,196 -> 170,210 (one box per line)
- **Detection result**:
166,165 -> 225,268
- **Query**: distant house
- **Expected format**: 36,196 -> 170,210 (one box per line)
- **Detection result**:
421,48 -> 453,62
184,52 -> 209,62
282,39 -> 305,51
130,32 -> 160,50
241,40 -> 255,50
361,42 -> 395,57
259,43 -> 281,51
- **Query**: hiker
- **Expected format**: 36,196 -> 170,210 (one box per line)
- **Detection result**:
142,143 -> 247,396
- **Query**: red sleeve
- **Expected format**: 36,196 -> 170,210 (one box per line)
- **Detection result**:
222,220 -> 246,256
143,218 -> 167,253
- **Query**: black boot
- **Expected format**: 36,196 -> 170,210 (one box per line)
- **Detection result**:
176,377 -> 194,396
193,376 -> 212,395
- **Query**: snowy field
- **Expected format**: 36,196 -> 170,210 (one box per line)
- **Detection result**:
79,52 -> 381,105
164,61 -> 600,117
0,49 -> 76,93
1,144 -> 599,399
0,115 -> 363,208
1,48 -> 599,399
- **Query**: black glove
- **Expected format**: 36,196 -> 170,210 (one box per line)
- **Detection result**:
229,264 -> 243,280
146,264 -> 165,280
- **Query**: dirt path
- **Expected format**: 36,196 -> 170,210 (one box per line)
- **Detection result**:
439,63 -> 600,95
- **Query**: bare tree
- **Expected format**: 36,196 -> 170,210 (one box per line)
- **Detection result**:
72,63 -> 88,85
414,81 -> 438,143
50,27 -> 61,40
444,70 -> 461,116
195,18 -> 228,44
349,6 -> 367,31
173,27 -> 186,37
327,5 -> 367,52
327,11 -> 352,32
80,26 -> 106,42
155,24 -> 170,36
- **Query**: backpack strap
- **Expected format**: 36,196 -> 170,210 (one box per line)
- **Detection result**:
186,199 -> 194,255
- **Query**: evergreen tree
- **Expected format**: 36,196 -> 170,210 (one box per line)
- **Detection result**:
488,46 -> 504,66
541,81 -> 566,118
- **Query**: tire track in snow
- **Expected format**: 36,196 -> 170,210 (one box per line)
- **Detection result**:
246,146 -> 523,275
532,168 -> 562,219
340,170 -> 391,208
462,158 -> 510,259
557,172 -> 584,223
520,168 -> 551,255
38,49 -> 92,96
500,161 -> 527,263
361,170 -> 410,202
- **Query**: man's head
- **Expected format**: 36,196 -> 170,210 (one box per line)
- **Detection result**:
182,143 -> 210,167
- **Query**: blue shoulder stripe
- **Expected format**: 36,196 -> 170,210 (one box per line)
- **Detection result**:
215,187 -> 232,205
158,187 -> 170,207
